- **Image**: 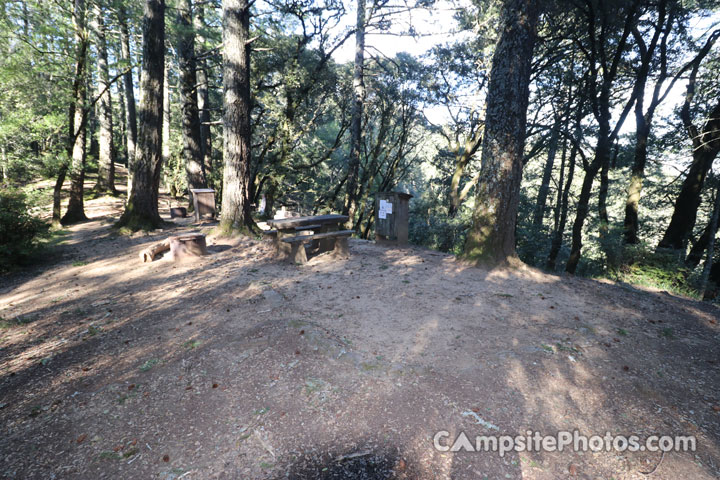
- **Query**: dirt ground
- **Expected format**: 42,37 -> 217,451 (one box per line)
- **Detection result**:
1,186 -> 720,479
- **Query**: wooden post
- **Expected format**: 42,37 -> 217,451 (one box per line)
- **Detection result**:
289,242 -> 308,264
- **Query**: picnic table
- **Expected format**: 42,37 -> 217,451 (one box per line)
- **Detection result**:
266,214 -> 352,264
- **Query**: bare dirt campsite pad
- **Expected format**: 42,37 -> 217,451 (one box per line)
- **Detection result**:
1,200 -> 720,479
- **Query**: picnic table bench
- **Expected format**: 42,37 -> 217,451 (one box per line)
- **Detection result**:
265,214 -> 352,264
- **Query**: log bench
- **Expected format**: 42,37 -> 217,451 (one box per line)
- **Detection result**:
281,230 -> 353,264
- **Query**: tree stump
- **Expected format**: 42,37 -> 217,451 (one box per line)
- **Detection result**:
167,234 -> 208,261
170,207 -> 187,218
139,234 -> 207,262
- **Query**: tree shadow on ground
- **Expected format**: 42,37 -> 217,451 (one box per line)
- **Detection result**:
0,230 -> 718,479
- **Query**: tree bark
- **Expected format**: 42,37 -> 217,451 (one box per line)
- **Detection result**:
219,0 -> 252,232
564,2 -> 639,273
658,99 -> 720,251
657,29 -> 720,251
116,0 -> 166,230
118,8 -> 137,195
162,60 -> 171,170
622,1 -> 673,244
532,118 -> 560,229
118,79 -> 127,163
597,143 -> 616,263
623,114 -> 649,244
686,221 -> 713,269
92,4 -> 116,193
53,102 -> 74,226
565,132 -> 610,273
61,0 -> 90,225
463,0 -> 539,265
700,183 -> 720,299
546,135 -> 576,270
177,0 -> 207,203
342,0 -> 366,230
195,2 -> 213,187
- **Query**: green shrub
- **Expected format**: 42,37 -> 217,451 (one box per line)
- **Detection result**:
611,244 -> 699,298
0,188 -> 50,271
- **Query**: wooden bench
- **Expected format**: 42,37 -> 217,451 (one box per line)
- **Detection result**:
281,230 -> 354,264
294,224 -> 322,232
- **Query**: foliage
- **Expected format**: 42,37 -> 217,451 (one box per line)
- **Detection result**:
2,0 -> 720,305
0,188 -> 50,271
609,244 -> 700,299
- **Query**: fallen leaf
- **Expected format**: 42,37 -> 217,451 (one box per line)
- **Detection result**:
76,434 -> 87,444
128,384 -> 135,390
212,383 -> 218,389
162,454 -> 169,462
712,405 -> 720,412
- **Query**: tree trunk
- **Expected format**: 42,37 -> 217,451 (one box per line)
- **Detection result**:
565,121 -> 612,274
87,87 -> 99,163
342,0 -> 366,229
686,221 -> 712,269
53,103 -> 75,226
92,4 -> 116,193
597,145 -> 613,264
658,30 -> 720,251
0,145 -> 7,182
532,118 -> 560,229
658,100 -> 720,251
162,60 -> 171,170
621,0 -> 670,244
463,0 -> 539,265
61,0 -> 89,225
118,9 -> 137,195
700,183 -> 720,299
118,80 -> 127,164
177,0 -> 207,204
546,137 -> 576,270
219,0 -> 252,232
195,2 -> 213,187
564,1 -> 638,272
116,0 -> 166,231
623,115 -> 650,244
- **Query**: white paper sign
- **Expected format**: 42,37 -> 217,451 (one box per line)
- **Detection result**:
379,199 -> 391,219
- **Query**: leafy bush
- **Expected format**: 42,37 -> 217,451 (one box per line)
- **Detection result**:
0,188 -> 50,271
610,244 -> 699,298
